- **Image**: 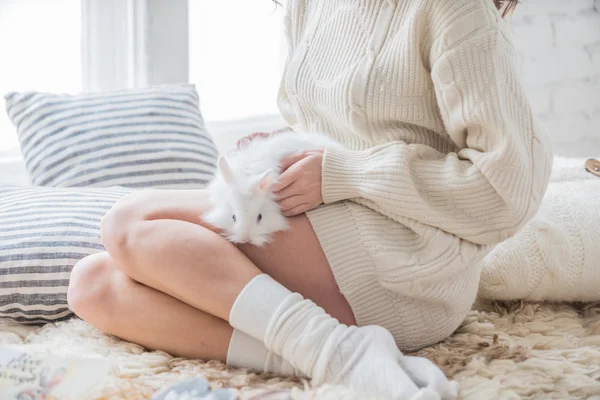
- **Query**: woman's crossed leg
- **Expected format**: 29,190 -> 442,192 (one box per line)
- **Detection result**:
67,189 -> 457,399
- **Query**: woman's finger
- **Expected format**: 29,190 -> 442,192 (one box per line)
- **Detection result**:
272,167 -> 301,192
279,151 -> 307,172
282,204 -> 309,217
275,182 -> 303,201
278,195 -> 305,212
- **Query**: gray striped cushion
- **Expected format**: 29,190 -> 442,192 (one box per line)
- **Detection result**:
4,84 -> 217,188
0,184 -> 131,324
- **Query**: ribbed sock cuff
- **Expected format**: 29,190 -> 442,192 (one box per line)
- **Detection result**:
226,329 -> 269,371
226,329 -> 302,377
229,274 -> 293,343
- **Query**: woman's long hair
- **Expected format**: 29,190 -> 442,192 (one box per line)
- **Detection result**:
494,0 -> 520,17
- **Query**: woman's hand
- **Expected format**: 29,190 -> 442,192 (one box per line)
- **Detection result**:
273,149 -> 325,217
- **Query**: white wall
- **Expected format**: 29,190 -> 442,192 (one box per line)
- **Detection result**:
0,0 -> 81,153
188,0 -> 285,122
510,0 -> 600,157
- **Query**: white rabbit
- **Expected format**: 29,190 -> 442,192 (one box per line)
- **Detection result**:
203,131 -> 344,246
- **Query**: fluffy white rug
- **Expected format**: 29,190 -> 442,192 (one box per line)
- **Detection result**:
2,299 -> 600,399
1,157 -> 599,399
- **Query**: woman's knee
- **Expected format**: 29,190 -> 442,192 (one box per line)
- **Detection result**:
100,192 -> 147,264
67,252 -> 117,329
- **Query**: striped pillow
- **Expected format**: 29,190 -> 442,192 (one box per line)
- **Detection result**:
0,184 -> 131,324
4,84 -> 217,188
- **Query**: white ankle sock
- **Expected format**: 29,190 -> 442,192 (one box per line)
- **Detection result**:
229,274 -> 459,400
226,329 -> 303,377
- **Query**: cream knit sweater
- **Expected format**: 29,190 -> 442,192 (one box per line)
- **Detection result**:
278,0 -> 553,347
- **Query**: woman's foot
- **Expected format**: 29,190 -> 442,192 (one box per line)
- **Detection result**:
230,275 -> 458,400
307,322 -> 438,399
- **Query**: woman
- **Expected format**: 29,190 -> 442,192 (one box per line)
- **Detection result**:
67,0 -> 553,398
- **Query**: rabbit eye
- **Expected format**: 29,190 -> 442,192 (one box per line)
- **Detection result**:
257,213 -> 262,223
232,215 -> 236,222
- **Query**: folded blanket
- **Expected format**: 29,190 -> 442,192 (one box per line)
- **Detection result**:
478,158 -> 600,302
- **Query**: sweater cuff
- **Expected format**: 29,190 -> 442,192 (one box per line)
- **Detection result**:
321,148 -> 367,204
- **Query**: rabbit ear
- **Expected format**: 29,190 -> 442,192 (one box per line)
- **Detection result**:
218,156 -> 235,184
254,169 -> 276,194
238,137 -> 252,149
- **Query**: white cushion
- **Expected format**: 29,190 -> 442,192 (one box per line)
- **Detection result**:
479,175 -> 600,302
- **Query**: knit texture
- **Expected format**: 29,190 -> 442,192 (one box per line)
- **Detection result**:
229,275 -> 458,399
479,178 -> 600,302
278,0 -> 553,348
227,329 -> 301,377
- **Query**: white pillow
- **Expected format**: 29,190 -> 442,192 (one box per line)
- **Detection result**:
479,178 -> 600,302
4,84 -> 217,189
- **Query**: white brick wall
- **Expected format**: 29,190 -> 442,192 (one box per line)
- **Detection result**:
510,0 -> 600,157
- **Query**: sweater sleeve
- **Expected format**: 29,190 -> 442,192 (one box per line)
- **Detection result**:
321,22 -> 553,245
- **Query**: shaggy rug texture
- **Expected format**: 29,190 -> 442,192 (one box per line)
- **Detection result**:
2,159 -> 599,399
2,299 -> 600,399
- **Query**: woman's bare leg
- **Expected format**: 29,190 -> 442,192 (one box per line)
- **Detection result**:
68,251 -> 232,361
97,190 -> 354,324
237,215 -> 356,326
68,189 -> 353,361
68,190 -> 456,399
